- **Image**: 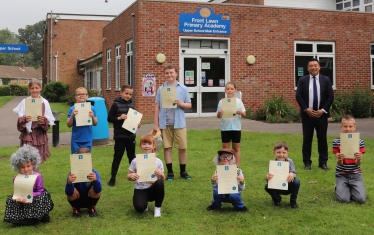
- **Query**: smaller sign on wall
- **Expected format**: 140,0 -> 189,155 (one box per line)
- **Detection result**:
219,79 -> 225,87
201,71 -> 206,83
185,71 -> 195,84
189,93 -> 195,99
298,67 -> 304,76
208,79 -> 213,87
142,74 -> 156,96
202,63 -> 210,69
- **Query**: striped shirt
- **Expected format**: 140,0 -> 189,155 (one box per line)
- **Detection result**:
332,138 -> 365,175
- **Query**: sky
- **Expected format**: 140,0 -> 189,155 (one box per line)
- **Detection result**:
0,0 -> 210,34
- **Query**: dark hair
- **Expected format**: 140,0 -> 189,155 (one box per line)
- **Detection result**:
307,58 -> 320,66
164,64 -> 179,73
77,147 -> 91,154
139,134 -> 156,153
225,81 -> 237,89
121,84 -> 133,92
274,142 -> 289,151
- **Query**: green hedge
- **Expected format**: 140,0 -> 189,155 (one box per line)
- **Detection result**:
0,84 -> 28,96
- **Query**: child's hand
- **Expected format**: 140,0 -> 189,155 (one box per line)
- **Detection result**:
174,100 -> 181,106
118,114 -> 127,120
237,175 -> 244,183
68,173 -> 77,184
287,173 -> 294,183
354,152 -> 362,160
128,172 -> 139,181
72,109 -> 78,116
138,123 -> 141,128
87,172 -> 97,181
25,115 -> 32,122
37,115 -> 45,124
236,110 -> 243,115
154,169 -> 164,179
88,110 -> 94,118
211,174 -> 218,182
266,173 -> 274,180
15,198 -> 27,204
336,153 -> 345,161
217,110 -> 223,118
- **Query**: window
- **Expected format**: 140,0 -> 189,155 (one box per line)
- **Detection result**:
294,41 -> 335,88
371,44 -> 374,87
337,0 -> 374,11
126,40 -> 133,86
115,45 -> 121,90
181,39 -> 228,49
106,49 -> 111,89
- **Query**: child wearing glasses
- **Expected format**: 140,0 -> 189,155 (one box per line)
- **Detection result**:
206,149 -> 248,212
67,87 -> 98,153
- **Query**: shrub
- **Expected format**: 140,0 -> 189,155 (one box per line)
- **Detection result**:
88,89 -> 102,98
254,96 -> 300,123
9,84 -> 28,96
41,81 -> 69,102
1,78 -> 11,85
0,85 -> 11,96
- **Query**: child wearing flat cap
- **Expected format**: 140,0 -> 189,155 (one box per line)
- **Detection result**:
206,148 -> 248,212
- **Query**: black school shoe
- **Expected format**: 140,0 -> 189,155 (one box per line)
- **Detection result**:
206,204 -> 219,211
72,208 -> 81,218
290,201 -> 298,209
108,178 -> 116,187
40,214 -> 50,223
236,206 -> 248,212
89,207 -> 98,217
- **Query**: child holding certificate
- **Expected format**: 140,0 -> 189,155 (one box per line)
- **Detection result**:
67,87 -> 98,154
153,64 -> 192,181
264,142 -> 300,208
332,115 -> 366,203
13,79 -> 55,164
107,84 -> 137,187
127,134 -> 165,217
206,149 -> 248,212
65,147 -> 102,218
216,82 -> 246,167
4,145 -> 54,225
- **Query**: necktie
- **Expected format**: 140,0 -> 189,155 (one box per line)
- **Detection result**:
313,76 -> 318,110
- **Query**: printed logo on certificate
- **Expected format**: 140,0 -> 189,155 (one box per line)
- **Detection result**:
122,108 -> 143,134
221,98 -> 237,118
216,165 -> 238,194
136,153 -> 157,183
161,87 -> 177,108
25,98 -> 42,121
74,102 -> 92,126
13,174 -> 38,203
268,160 -> 289,190
340,133 -> 360,159
70,153 -> 93,183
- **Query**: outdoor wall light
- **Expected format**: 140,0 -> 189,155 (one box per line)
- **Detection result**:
156,53 -> 166,64
246,55 -> 256,65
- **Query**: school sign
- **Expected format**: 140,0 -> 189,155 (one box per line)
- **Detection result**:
0,44 -> 29,53
179,7 -> 230,35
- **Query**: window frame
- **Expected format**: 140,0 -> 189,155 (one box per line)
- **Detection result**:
115,45 -> 121,90
106,49 -> 111,90
126,40 -> 133,86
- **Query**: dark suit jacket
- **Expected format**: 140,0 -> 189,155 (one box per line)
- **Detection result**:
296,74 -> 334,120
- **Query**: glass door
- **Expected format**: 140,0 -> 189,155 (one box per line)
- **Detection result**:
182,55 -> 227,117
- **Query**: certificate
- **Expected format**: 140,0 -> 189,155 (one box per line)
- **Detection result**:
340,133 -> 360,159
74,102 -> 92,126
122,108 -> 143,134
268,160 -> 289,190
221,98 -> 237,118
25,98 -> 42,121
161,87 -> 177,109
13,174 -> 38,203
70,153 -> 93,183
136,153 -> 157,183
217,165 -> 238,194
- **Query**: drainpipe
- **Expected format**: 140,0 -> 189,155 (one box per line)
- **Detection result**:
131,13 -> 135,102
55,51 -> 58,81
50,11 -> 53,82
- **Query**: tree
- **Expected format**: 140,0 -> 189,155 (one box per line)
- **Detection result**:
0,28 -> 20,66
18,20 -> 44,68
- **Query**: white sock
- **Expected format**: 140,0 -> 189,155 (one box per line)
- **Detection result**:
154,207 -> 161,217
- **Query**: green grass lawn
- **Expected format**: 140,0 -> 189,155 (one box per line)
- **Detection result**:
0,96 -> 14,108
1,130 -> 373,234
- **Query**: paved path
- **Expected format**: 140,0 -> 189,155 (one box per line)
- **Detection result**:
1,96 -> 373,147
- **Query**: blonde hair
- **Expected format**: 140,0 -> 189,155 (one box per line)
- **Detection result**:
28,79 -> 42,89
75,87 -> 88,94
341,115 -> 355,124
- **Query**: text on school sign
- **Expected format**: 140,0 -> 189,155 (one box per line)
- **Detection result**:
0,44 -> 29,53
179,7 -> 230,35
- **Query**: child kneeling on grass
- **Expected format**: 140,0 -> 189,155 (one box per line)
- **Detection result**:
65,148 -> 102,218
264,142 -> 300,208
206,148 -> 248,212
127,134 -> 165,217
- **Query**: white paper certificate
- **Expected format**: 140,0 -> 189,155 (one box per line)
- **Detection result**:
268,160 -> 289,190
13,174 -> 38,203
217,165 -> 238,194
25,98 -> 42,121
74,102 -> 92,126
70,153 -> 93,183
221,98 -> 237,118
136,153 -> 157,183
340,133 -> 360,159
122,108 -> 143,134
161,87 -> 177,108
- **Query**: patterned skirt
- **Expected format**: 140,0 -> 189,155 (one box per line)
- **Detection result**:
4,190 -> 54,225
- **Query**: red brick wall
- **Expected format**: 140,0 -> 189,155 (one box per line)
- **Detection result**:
43,19 -> 110,93
103,1 -> 374,122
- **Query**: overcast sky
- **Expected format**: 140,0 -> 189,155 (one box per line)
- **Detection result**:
0,0 -> 210,33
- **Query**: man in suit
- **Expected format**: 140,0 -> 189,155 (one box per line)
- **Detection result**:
296,58 -> 334,170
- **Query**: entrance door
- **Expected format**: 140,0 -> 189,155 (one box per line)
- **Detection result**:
182,55 -> 228,117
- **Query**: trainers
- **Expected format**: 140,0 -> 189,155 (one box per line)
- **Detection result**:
72,208 -> 81,218
206,204 -> 218,211
290,201 -> 298,209
273,196 -> 282,206
167,172 -> 174,181
108,178 -> 116,187
236,206 -> 248,212
180,172 -> 191,180
40,214 -> 50,223
89,207 -> 98,217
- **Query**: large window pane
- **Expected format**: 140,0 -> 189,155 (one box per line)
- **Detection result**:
183,57 -> 197,88
295,56 -> 313,86
202,92 -> 225,113
317,44 -> 333,53
371,45 -> 374,55
336,3 -> 343,10
201,58 -> 225,87
365,5 -> 373,12
372,58 -> 374,86
353,0 -> 360,7
319,57 -> 334,86
365,0 -> 372,4
296,44 -> 313,52
185,92 -> 197,113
